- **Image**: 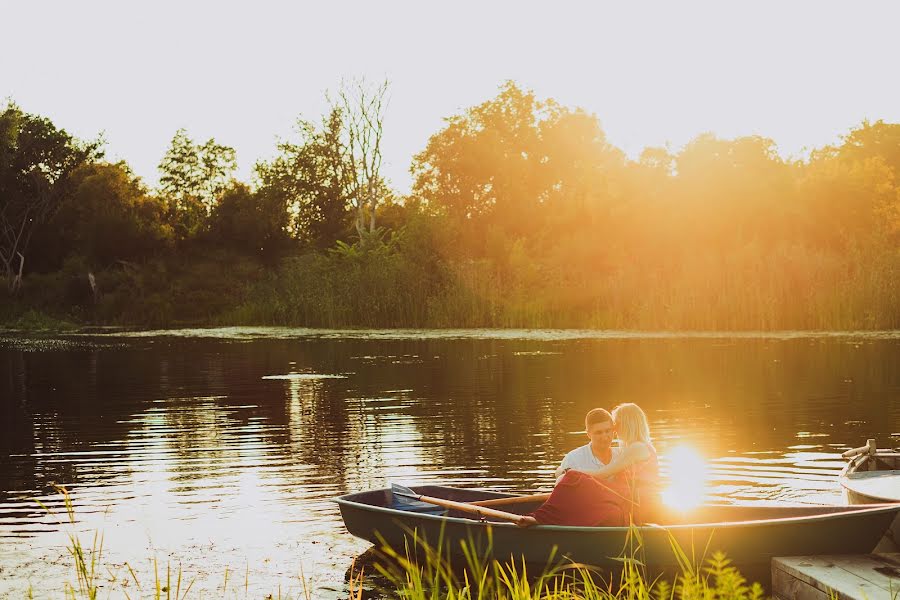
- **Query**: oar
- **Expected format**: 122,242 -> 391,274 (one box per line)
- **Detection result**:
471,493 -> 551,507
843,439 -> 877,459
391,484 -> 531,525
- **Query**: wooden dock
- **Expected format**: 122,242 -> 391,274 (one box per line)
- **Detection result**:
773,553 -> 900,600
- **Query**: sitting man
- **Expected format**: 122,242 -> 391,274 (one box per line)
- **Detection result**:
554,408 -> 621,480
519,408 -> 630,527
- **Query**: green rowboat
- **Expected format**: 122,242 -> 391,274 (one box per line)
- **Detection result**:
337,485 -> 900,572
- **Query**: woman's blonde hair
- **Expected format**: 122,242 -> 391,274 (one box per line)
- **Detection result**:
612,403 -> 652,446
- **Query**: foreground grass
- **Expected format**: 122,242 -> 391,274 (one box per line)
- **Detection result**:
373,527 -> 767,600
34,488 -> 771,600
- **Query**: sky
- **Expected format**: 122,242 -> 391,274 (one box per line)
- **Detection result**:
3,0 -> 899,194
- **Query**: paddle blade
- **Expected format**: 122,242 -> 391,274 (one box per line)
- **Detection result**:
390,483 -> 418,500
390,483 -> 445,514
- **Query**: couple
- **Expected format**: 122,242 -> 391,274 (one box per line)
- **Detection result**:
519,403 -> 659,527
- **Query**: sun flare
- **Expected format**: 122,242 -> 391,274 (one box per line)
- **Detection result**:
660,445 -> 708,511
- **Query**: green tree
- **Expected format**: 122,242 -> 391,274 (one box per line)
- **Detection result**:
256,109 -> 352,247
410,81 -> 625,257
209,182 -> 291,258
158,128 -> 236,239
0,103 -> 103,292
50,162 -> 173,266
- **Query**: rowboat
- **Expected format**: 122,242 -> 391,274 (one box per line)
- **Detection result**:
336,485 -> 900,573
840,439 -> 900,551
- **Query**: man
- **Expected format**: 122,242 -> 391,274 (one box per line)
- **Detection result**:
518,407 -> 628,527
554,408 -> 621,480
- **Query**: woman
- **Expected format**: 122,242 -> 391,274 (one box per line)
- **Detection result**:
519,403 -> 658,527
578,403 -> 660,523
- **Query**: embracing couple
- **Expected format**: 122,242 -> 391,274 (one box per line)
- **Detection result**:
519,403 -> 660,527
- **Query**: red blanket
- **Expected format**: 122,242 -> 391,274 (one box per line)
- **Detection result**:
528,470 -> 635,526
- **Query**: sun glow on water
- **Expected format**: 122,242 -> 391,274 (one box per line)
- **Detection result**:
661,445 -> 708,511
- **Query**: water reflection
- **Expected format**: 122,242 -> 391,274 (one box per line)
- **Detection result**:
0,330 -> 898,596
660,445 -> 708,510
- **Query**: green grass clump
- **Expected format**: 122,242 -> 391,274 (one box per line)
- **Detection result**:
373,526 -> 768,600
1,309 -> 77,331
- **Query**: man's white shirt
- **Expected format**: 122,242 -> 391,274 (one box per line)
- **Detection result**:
554,444 -> 622,480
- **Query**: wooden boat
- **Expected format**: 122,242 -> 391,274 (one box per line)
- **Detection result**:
336,485 -> 900,573
840,439 -> 900,551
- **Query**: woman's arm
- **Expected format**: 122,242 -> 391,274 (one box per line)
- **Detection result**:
572,442 -> 650,479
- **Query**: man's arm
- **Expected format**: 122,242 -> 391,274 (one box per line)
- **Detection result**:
554,451 -> 574,480
572,443 -> 650,479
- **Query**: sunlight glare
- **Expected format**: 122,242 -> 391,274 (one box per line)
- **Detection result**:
661,445 -> 708,511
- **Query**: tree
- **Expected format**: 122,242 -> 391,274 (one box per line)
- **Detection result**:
209,182 -> 291,257
158,129 -> 236,239
671,134 -> 795,248
333,78 -> 389,235
799,148 -> 897,247
50,162 -> 173,266
410,81 -> 625,257
833,121 -> 900,239
255,108 -> 353,247
838,120 -> 900,179
0,103 -> 103,292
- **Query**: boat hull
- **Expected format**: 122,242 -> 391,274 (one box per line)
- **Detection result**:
337,486 -> 900,572
840,449 -> 900,551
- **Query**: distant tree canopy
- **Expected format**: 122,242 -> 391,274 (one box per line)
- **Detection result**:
255,79 -> 391,248
255,109 -> 353,248
0,103 -> 103,290
55,162 -> 174,266
3,83 -> 898,329
209,182 -> 291,258
158,129 -> 237,239
411,82 -> 626,258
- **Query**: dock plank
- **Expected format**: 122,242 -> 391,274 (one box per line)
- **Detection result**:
773,554 -> 900,600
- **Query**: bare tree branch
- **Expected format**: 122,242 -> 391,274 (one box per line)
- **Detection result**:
333,77 -> 389,236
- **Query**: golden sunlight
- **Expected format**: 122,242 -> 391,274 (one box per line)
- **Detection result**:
660,445 -> 708,511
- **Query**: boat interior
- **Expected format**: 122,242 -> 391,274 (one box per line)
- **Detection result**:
854,451 -> 900,472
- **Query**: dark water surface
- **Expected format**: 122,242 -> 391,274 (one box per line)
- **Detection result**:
1,328 -> 898,598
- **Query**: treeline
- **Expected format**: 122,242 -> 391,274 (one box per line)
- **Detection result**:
1,81 -> 898,329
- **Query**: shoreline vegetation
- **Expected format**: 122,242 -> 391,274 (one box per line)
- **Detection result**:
2,81 -> 898,332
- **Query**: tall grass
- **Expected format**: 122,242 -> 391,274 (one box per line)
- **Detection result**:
371,525 -> 768,600
227,237 -> 899,330
8,226 -> 897,330
35,486 -> 104,600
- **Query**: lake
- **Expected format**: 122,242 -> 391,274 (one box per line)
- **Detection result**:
1,328 -> 898,598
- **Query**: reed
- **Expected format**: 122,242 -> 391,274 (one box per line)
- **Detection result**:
224,234 -> 898,331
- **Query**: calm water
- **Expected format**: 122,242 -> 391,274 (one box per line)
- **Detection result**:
1,328 -> 899,598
